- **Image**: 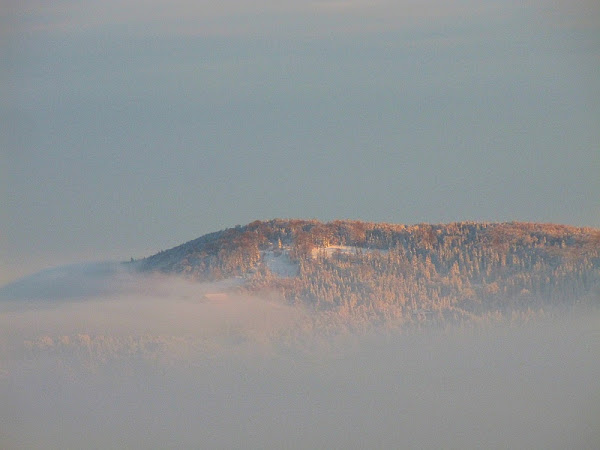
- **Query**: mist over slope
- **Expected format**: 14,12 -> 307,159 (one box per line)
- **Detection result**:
0,265 -> 598,449
139,219 -> 600,325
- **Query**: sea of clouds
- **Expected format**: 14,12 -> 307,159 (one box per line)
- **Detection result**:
1,262 -> 599,449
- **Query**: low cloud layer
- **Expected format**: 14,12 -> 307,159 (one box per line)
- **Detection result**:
0,263 -> 304,357
1,263 -> 599,449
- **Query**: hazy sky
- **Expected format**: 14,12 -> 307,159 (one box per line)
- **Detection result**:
2,1 -> 599,284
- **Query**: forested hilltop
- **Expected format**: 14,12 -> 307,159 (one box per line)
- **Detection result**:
138,220 -> 600,325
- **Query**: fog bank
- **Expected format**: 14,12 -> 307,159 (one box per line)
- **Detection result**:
1,264 -> 598,449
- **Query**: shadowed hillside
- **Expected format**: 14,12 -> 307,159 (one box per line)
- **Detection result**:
138,220 -> 600,325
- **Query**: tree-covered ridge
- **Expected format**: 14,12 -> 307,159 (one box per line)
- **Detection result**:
139,220 -> 600,323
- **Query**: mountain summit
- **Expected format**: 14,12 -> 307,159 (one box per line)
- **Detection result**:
138,219 -> 600,324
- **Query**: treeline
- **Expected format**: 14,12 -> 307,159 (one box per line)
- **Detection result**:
139,219 -> 600,324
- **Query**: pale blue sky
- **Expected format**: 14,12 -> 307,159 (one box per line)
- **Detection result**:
2,1 -> 599,284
